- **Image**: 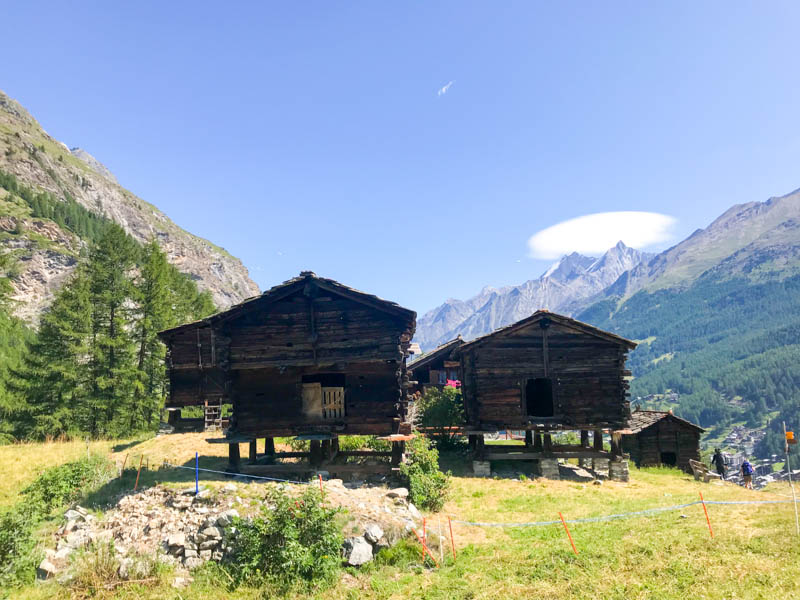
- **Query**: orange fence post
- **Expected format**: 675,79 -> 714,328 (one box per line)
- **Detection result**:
448,515 -> 457,561
412,528 -> 439,568
559,512 -> 579,555
699,492 -> 714,538
120,453 -> 129,475
318,473 -> 324,497
133,455 -> 144,491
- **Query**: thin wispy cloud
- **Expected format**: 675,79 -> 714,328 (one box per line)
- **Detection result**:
527,211 -> 677,260
437,81 -> 454,96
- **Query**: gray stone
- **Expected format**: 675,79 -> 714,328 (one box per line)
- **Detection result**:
372,538 -> 390,555
66,530 -> 89,548
593,479 -> 603,486
608,460 -> 630,482
212,550 -> 224,561
199,549 -> 212,560
342,536 -> 373,566
200,526 -> 224,539
222,482 -> 237,493
216,509 -> 239,528
118,557 -> 133,579
64,510 -> 84,522
37,559 -> 58,580
364,523 -> 384,544
407,503 -> 422,520
386,487 -> 409,499
167,532 -> 186,548
592,458 -> 610,473
183,557 -> 203,570
54,547 -> 72,561
199,539 -> 219,550
473,461 -> 492,477
539,458 -> 560,480
183,548 -> 198,558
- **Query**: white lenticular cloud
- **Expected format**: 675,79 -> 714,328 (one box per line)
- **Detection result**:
527,211 -> 677,260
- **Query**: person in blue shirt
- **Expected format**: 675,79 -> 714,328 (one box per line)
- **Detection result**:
741,459 -> 754,489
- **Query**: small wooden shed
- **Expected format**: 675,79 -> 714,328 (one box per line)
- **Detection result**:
620,409 -> 704,473
407,336 -> 464,394
158,271 -> 416,473
454,310 -> 637,478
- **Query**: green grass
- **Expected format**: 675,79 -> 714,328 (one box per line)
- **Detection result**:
5,439 -> 800,599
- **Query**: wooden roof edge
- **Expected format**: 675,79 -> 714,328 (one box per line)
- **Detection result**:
622,409 -> 705,434
407,336 -> 465,371
457,310 -> 638,352
158,271 -> 416,339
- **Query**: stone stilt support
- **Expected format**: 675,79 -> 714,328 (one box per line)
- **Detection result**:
579,457 -> 592,469
473,461 -> 492,477
592,458 -> 610,474
539,458 -> 560,479
608,459 -> 630,482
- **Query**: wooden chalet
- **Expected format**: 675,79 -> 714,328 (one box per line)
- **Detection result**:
158,271 -> 416,474
620,409 -> 704,473
454,310 -> 637,479
406,336 -> 464,395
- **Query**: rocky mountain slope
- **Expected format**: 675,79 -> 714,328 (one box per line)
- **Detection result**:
0,89 -> 259,322
415,241 -> 651,350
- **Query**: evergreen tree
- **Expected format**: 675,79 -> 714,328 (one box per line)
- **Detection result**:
85,225 -> 139,436
11,268 -> 92,439
131,240 -> 172,429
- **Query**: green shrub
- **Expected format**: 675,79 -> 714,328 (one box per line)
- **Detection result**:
0,455 -> 115,589
0,504 -> 39,588
225,486 -> 343,592
22,454 -> 116,513
417,386 -> 466,449
399,436 -> 451,512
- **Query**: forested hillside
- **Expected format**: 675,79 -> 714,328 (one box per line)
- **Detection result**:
580,267 -> 800,458
0,169 -> 215,441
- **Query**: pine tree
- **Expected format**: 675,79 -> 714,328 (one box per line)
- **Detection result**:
11,267 -> 92,438
85,225 -> 139,436
132,240 -> 172,429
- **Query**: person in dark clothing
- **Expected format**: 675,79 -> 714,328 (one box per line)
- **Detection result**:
711,448 -> 726,478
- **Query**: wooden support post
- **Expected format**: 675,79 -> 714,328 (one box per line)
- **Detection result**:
331,436 -> 340,457
610,432 -> 622,457
476,435 -> 486,460
228,443 -> 241,472
580,430 -> 590,448
310,439 -> 322,467
264,437 -> 275,456
391,440 -> 405,466
248,440 -> 257,464
525,430 -> 533,447
468,434 -> 478,453
593,429 -> 604,451
533,432 -> 543,451
321,439 -> 332,461
543,433 -> 553,452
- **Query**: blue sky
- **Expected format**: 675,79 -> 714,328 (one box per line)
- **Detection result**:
2,2 -> 800,313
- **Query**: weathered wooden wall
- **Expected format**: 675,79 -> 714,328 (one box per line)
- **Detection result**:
460,319 -> 632,431
161,276 -> 415,438
622,419 -> 701,474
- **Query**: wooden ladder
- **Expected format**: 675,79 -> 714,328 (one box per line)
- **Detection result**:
204,399 -> 222,432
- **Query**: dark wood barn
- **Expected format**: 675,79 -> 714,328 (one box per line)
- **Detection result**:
407,336 -> 464,395
454,310 -> 637,479
158,271 -> 416,473
620,409 -> 703,473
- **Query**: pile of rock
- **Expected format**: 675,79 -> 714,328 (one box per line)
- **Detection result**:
38,481 -> 421,579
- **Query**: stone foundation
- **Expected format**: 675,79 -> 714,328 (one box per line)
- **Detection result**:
592,458 -> 610,474
578,458 -> 592,470
472,461 -> 492,477
539,458 -> 560,479
608,460 -> 629,482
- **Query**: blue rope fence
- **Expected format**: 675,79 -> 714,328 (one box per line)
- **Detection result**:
159,460 -> 797,529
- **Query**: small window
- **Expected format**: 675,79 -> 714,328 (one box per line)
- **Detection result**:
525,378 -> 554,417
660,452 -> 677,466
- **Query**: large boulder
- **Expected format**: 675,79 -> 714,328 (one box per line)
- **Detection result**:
342,536 -> 373,566
364,524 -> 384,544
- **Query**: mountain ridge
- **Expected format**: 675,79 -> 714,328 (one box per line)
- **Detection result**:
0,89 -> 260,321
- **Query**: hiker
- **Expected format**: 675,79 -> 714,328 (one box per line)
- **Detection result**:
711,448 -> 726,478
741,458 -> 754,489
